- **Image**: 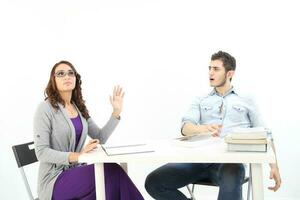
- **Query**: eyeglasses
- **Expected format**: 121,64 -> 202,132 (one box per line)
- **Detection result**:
54,70 -> 76,78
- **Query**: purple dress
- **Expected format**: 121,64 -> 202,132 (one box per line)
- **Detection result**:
52,115 -> 144,200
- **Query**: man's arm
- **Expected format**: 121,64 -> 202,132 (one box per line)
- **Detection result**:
246,96 -> 281,191
181,97 -> 222,137
182,122 -> 222,137
268,140 -> 282,191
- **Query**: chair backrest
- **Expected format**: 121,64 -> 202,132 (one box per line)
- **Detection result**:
12,141 -> 39,200
12,141 -> 38,168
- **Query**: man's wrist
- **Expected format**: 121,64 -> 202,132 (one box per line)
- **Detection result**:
197,125 -> 208,133
270,163 -> 279,169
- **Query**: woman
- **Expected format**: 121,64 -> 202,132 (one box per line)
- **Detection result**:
33,60 -> 144,200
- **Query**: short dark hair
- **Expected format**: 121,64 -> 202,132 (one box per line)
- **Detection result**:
211,51 -> 236,72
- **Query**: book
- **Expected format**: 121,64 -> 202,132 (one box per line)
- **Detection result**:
227,143 -> 267,152
228,127 -> 267,140
225,137 -> 267,144
101,143 -> 155,156
225,127 -> 268,152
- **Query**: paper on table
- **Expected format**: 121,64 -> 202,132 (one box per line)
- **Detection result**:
101,143 -> 155,156
172,133 -> 220,148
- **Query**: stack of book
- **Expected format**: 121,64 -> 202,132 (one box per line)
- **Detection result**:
225,127 -> 268,152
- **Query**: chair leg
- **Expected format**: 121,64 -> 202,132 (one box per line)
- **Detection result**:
19,167 -> 35,200
192,184 -> 195,193
186,185 -> 197,200
247,166 -> 252,200
247,180 -> 251,200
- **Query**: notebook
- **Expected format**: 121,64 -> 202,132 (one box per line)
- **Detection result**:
101,143 -> 155,156
172,133 -> 216,148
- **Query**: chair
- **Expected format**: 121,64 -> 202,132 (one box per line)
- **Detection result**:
186,167 -> 252,200
12,141 -> 39,200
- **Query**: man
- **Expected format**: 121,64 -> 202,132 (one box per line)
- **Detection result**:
145,51 -> 281,200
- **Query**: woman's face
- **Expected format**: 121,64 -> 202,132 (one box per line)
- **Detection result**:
54,63 -> 76,93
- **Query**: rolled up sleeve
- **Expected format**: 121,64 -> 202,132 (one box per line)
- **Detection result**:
181,97 -> 202,132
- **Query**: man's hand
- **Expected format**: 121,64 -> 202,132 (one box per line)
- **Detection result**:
182,123 -> 222,136
268,164 -> 281,192
205,124 -> 222,137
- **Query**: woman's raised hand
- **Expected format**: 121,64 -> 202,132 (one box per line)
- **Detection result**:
110,85 -> 125,118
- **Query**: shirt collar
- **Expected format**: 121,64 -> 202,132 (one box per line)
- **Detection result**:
209,86 -> 237,97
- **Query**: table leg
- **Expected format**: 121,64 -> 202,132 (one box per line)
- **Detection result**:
250,163 -> 264,200
120,162 -> 128,173
94,163 -> 106,200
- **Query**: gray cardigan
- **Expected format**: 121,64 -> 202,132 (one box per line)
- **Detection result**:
33,100 -> 119,200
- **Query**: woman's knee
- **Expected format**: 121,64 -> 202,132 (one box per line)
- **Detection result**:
104,163 -> 125,175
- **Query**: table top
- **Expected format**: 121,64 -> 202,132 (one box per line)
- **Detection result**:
79,137 -> 276,164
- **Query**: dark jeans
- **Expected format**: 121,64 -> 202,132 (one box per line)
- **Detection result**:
145,163 -> 245,200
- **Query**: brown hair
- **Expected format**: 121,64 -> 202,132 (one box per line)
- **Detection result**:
211,51 -> 236,81
44,60 -> 90,119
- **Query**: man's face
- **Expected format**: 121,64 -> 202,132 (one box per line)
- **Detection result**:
209,59 -> 228,87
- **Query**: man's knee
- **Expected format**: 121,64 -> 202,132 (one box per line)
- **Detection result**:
220,164 -> 245,178
219,164 -> 245,190
145,170 -> 163,194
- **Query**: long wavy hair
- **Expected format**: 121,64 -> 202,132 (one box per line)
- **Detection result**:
44,60 -> 90,119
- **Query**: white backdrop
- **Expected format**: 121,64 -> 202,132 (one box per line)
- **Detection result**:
0,0 -> 299,199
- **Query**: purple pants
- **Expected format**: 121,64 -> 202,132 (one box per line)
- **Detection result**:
52,163 -> 144,200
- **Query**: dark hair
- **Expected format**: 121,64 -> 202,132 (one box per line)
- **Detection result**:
211,51 -> 236,72
211,51 -> 236,81
44,60 -> 90,119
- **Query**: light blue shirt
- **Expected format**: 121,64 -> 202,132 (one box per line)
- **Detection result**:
182,87 -> 267,138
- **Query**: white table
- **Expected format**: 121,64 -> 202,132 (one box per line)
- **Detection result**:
79,138 -> 276,200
